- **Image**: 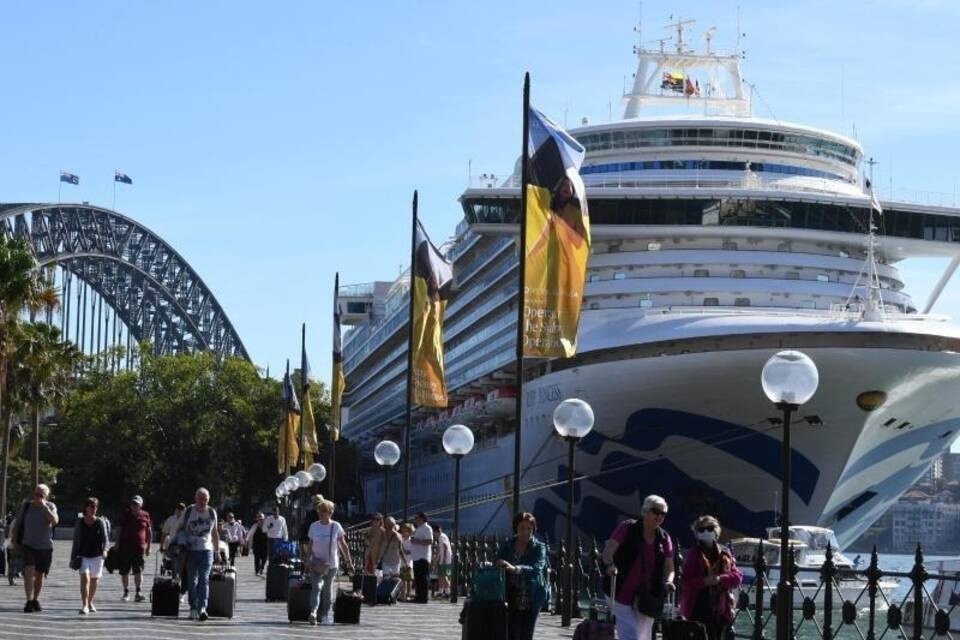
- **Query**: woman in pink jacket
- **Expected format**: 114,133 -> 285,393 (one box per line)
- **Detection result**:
679,516 -> 743,640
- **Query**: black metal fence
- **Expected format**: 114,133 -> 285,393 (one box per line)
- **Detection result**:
344,528 -> 958,640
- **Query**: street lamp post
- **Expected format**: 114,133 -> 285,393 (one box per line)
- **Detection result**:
761,350 -> 819,640
443,424 -> 475,605
374,440 -> 401,517
552,398 -> 595,628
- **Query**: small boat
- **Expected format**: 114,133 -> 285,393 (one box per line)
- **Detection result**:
730,526 -> 898,608
904,558 -> 960,634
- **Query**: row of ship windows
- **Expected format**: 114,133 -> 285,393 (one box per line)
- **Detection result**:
587,296 -> 811,309
590,270 -> 873,285
604,240 -> 853,257
580,160 -> 847,182
574,128 -> 860,166
585,295 -> 911,312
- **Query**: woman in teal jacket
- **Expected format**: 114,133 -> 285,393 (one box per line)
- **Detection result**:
496,512 -> 549,640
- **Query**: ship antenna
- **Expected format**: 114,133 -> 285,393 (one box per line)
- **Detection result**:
666,16 -> 696,54
844,158 -> 886,321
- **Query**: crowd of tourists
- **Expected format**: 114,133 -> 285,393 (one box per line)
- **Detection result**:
2,485 -> 743,640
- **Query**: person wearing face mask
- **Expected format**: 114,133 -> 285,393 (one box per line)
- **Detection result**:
679,516 -> 743,640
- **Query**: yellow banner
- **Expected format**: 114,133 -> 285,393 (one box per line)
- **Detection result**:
411,276 -> 449,407
301,390 -> 319,466
522,180 -> 591,358
278,411 -> 300,474
331,361 -> 344,441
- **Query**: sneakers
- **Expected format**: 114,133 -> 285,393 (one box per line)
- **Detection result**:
88,604 -> 97,613
188,609 -> 198,620
308,613 -> 318,626
321,616 -> 335,626
134,592 -> 146,603
32,600 -> 42,612
179,594 -> 187,604
23,601 -> 32,613
121,591 -> 130,602
79,605 -> 89,615
198,609 -> 208,622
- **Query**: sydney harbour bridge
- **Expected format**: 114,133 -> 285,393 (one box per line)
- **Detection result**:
0,203 -> 248,364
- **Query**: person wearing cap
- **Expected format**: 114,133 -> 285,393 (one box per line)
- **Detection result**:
679,515 -> 742,640
160,503 -> 185,552
114,495 -> 153,603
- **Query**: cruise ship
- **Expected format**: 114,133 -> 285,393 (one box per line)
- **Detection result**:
339,21 -> 960,548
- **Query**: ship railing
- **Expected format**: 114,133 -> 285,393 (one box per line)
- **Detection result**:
651,305 -> 951,323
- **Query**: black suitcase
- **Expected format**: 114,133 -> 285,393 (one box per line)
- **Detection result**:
352,572 -> 363,592
377,576 -> 402,605
462,598 -> 508,640
287,579 -> 312,622
151,577 -> 180,617
207,567 -> 236,618
266,562 -> 293,602
333,589 -> 362,624
662,619 -> 709,640
361,573 -> 378,605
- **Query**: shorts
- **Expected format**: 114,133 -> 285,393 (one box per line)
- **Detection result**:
437,564 -> 452,577
21,545 -> 53,575
79,556 -> 105,579
116,548 -> 146,576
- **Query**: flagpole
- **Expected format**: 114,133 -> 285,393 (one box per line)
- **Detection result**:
113,172 -> 117,211
402,189 -> 418,524
284,359 -> 292,477
330,273 -> 339,505
512,72 -> 530,518
300,323 -> 307,474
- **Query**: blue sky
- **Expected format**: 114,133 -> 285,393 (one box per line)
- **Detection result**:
2,1 -> 959,424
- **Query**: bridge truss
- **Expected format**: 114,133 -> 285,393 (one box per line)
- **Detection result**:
0,203 -> 249,363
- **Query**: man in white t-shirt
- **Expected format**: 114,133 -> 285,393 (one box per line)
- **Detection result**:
409,512 -> 433,603
306,499 -> 352,625
262,507 -> 287,562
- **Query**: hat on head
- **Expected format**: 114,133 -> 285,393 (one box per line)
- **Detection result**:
131,495 -> 144,506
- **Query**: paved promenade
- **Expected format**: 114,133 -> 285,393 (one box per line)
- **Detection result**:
0,540 -> 575,639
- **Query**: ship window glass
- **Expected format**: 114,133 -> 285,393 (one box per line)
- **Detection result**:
588,273 -> 601,282
647,242 -> 661,251
346,302 -> 368,314
693,269 -> 709,277
777,243 -> 791,252
613,272 -> 627,280
785,271 -> 800,280
722,241 -> 738,250
703,297 -> 719,306
639,299 -> 653,308
734,297 -> 751,307
800,300 -> 816,309
730,269 -> 746,278
589,302 -> 600,310
816,274 -> 830,282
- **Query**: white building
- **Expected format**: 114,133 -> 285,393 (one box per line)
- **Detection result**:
890,501 -> 960,552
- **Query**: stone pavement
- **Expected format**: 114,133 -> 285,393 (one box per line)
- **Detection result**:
0,540 -> 577,639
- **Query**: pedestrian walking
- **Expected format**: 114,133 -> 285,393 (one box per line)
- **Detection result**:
496,512 -> 549,640
435,525 -> 453,598
10,484 -> 58,613
305,498 -> 353,625
400,523 -> 414,601
114,495 -> 153,603
601,494 -> 676,640
377,516 -> 406,578
174,487 -> 221,622
262,506 -> 288,561
362,512 -> 384,574
159,503 -> 185,552
245,512 -> 269,576
222,512 -> 245,566
679,516 -> 742,640
409,512 -> 433,603
70,497 -> 111,615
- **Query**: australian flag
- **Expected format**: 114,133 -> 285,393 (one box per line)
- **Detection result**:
114,171 -> 133,185
60,171 -> 79,185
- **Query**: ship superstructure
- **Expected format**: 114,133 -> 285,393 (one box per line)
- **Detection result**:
339,20 -> 960,548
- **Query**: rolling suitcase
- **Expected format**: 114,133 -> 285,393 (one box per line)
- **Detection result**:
361,572 -> 378,605
207,567 -> 237,618
287,579 -> 312,622
574,573 -> 616,640
150,553 -> 180,617
376,576 -> 402,605
462,598 -> 509,640
333,589 -> 362,624
266,562 -> 293,602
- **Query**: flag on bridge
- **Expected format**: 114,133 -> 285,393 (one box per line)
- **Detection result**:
410,217 -> 453,407
521,105 -> 591,358
299,325 -> 320,466
331,273 -> 345,441
278,361 -> 301,474
60,171 -> 79,185
115,171 -> 133,185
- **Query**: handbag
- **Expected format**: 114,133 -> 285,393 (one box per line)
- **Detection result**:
70,556 -> 82,571
104,546 -> 118,574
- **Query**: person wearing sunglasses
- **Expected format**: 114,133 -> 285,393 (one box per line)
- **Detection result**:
601,495 -> 676,640
679,515 -> 743,640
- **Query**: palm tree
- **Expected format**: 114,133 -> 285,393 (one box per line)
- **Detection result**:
18,322 -> 81,486
0,235 -> 58,519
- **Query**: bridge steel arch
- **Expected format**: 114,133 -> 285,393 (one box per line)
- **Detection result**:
0,203 -> 249,361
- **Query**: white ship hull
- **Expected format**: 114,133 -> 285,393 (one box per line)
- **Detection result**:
366,315 -> 960,549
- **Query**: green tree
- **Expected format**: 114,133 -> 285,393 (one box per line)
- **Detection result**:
0,236 -> 58,519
